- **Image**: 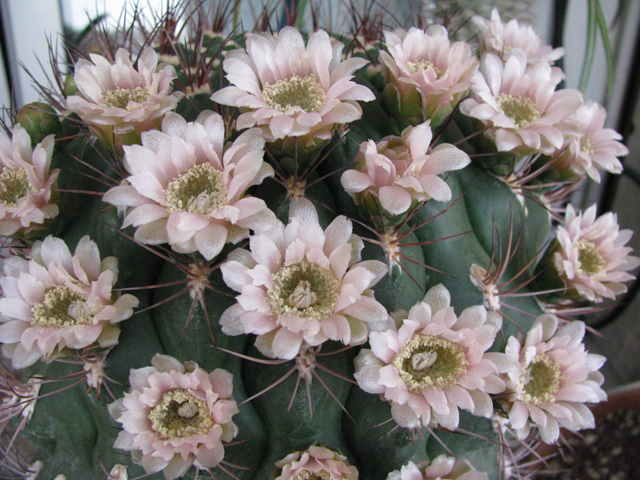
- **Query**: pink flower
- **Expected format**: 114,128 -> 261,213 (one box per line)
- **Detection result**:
103,111 -> 276,261
354,284 -> 508,430
220,198 -> 389,360
552,204 -> 639,302
386,456 -> 488,480
551,100 -> 628,182
0,124 -> 59,237
0,235 -> 139,368
274,445 -> 358,480
340,121 -> 470,215
500,314 -> 607,444
67,47 -> 183,147
108,354 -> 239,480
380,26 -> 478,126
106,465 -> 128,480
211,27 -> 375,146
460,51 -> 582,156
473,9 -> 564,66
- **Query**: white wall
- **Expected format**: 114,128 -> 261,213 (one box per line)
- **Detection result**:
0,0 -> 64,107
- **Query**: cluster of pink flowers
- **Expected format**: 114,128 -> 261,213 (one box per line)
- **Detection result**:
220,198 -> 389,360
0,235 -> 139,368
0,124 -> 59,237
0,10 -> 637,479
462,11 -> 628,182
341,122 -> 470,217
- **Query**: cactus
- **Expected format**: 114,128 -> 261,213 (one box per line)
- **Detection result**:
0,3 -> 637,480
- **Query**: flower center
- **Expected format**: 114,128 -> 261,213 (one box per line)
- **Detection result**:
581,136 -> 594,155
295,470 -> 330,480
165,163 -> 227,215
262,74 -> 326,114
149,389 -> 215,439
497,93 -> 540,130
576,240 -> 606,276
102,87 -> 150,110
0,168 -> 32,206
406,59 -> 442,76
394,334 -> 469,392
520,353 -> 561,405
31,286 -> 91,327
268,259 -> 341,320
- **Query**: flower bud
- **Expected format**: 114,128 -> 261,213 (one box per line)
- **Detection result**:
15,102 -> 60,146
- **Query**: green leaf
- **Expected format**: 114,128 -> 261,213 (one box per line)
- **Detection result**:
594,0 -> 615,97
579,0 -> 598,92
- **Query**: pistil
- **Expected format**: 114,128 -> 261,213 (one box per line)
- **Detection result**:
269,259 -> 340,320
149,389 -> 215,439
394,334 -> 468,392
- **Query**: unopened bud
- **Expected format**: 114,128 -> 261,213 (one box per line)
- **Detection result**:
16,102 -> 60,146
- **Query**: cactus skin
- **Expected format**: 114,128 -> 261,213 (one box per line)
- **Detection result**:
1,8 -> 624,480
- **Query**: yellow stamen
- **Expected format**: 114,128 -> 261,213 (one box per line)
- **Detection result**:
497,93 -> 540,130
406,59 -> 442,76
262,75 -> 326,115
165,163 -> 227,215
576,240 -> 606,276
31,286 -> 91,328
520,353 -> 562,405
102,87 -> 150,110
295,470 -> 330,480
0,168 -> 32,206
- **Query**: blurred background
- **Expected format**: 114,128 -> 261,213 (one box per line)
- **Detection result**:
0,0 -> 638,389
